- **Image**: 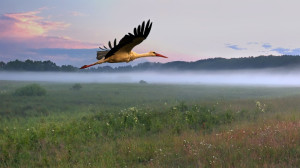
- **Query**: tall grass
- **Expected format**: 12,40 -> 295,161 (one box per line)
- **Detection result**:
0,81 -> 299,167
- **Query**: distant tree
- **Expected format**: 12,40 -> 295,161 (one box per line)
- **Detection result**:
0,61 -> 5,70
139,80 -> 147,84
42,60 -> 60,71
115,65 -> 133,72
24,59 -> 34,70
71,83 -> 82,90
5,59 -> 24,70
61,65 -> 77,72
3,59 -> 60,71
98,66 -> 114,72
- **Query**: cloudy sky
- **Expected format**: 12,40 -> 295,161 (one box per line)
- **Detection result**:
1,0 -> 300,67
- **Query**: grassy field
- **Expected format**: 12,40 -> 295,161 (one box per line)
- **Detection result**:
0,81 -> 299,167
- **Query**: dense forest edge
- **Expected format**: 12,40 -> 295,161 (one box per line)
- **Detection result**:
1,55 -> 300,72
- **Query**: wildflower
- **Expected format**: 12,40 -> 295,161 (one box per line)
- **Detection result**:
134,116 -> 138,123
256,101 -> 261,108
256,101 -> 266,113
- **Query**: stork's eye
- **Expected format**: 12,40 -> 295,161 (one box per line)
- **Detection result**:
153,52 -> 156,54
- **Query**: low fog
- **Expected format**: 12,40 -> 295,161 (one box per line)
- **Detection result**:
1,70 -> 300,86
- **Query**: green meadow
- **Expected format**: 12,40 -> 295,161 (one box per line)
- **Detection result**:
0,81 -> 299,167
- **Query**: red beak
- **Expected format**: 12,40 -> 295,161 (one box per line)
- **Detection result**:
155,53 -> 168,58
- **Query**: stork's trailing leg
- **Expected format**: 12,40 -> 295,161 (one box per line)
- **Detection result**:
80,58 -> 106,69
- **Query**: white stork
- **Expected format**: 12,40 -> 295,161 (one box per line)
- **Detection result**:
80,20 -> 167,69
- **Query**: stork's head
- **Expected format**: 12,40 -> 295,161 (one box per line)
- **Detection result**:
149,51 -> 168,58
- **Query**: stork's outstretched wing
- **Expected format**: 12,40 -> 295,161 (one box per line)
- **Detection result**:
102,20 -> 152,59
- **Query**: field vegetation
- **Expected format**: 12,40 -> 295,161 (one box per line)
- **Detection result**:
0,81 -> 299,167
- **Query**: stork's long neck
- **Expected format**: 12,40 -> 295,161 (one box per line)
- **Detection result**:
130,51 -> 154,60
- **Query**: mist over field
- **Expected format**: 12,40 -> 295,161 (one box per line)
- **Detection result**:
1,70 -> 300,86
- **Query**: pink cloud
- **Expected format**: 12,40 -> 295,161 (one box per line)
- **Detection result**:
0,10 -> 69,38
0,9 -> 99,66
0,10 -> 96,49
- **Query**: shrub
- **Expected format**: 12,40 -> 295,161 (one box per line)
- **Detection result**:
71,83 -> 82,90
14,84 -> 46,96
139,80 -> 147,84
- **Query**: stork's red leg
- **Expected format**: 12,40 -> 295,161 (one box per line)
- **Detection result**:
80,64 -> 95,69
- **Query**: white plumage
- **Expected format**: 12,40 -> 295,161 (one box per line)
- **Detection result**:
80,20 -> 167,69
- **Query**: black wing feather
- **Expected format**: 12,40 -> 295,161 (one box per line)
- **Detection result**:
134,27 -> 137,36
104,19 -> 153,59
108,41 -> 112,49
145,20 -> 150,31
145,22 -> 152,37
141,21 -> 145,34
137,25 -> 141,34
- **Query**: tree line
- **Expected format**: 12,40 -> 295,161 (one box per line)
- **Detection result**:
1,55 -> 300,72
0,59 -> 77,72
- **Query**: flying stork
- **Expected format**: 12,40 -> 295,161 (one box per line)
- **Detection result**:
80,20 -> 167,69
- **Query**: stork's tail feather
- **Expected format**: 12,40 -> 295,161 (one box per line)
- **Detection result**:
97,50 -> 109,60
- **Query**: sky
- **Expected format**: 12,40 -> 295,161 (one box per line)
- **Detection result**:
1,0 -> 300,67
